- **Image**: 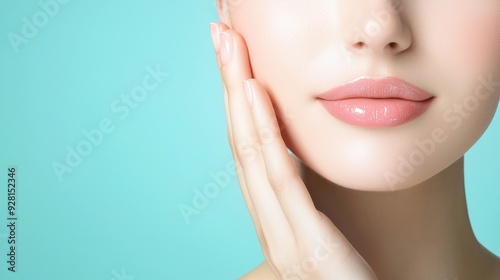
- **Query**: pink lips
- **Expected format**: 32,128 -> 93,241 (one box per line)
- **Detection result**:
317,77 -> 435,127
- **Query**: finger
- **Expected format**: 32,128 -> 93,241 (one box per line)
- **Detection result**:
210,22 -> 265,243
224,89 -> 268,247
217,28 -> 294,248
244,78 -> 320,239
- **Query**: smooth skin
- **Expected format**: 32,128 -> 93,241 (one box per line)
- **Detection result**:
210,22 -> 500,280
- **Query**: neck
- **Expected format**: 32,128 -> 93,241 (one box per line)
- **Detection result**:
296,156 -> 499,280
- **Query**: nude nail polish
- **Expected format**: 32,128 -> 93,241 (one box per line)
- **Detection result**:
220,32 -> 233,66
210,22 -> 220,53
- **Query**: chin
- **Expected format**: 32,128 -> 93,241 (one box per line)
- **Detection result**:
278,98 -> 498,192
287,141 -> 454,192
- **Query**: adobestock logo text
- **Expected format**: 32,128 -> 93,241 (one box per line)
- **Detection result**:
8,0 -> 71,54
52,65 -> 170,182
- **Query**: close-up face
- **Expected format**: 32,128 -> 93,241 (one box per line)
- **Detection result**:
220,0 -> 500,191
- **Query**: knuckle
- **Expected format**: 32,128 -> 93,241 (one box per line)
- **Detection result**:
267,171 -> 284,190
234,139 -> 258,162
224,79 -> 244,97
267,170 -> 299,194
256,123 -> 280,146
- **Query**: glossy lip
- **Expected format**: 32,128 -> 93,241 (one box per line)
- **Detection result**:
317,77 -> 435,128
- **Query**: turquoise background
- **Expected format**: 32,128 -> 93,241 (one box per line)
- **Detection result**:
0,1 -> 498,279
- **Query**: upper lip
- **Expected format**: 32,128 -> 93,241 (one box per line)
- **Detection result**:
317,77 -> 434,102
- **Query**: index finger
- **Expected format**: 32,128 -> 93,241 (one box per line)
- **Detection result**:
244,79 -> 321,238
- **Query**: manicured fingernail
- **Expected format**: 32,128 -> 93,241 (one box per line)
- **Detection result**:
220,31 -> 233,66
210,22 -> 221,53
244,79 -> 254,108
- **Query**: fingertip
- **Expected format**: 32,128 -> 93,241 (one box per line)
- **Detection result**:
210,22 -> 221,53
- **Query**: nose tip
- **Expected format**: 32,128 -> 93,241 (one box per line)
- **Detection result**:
347,8 -> 412,56
358,23 -> 411,54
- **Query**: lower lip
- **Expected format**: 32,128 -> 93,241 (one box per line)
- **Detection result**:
319,98 -> 433,128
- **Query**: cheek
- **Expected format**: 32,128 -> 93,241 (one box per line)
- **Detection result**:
417,1 -> 500,76
231,2 -> 348,137
415,1 -> 500,171
230,2 -> 338,94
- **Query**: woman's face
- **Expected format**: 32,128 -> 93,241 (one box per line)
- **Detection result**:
219,0 -> 500,191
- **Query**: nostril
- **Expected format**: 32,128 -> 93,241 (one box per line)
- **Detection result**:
388,42 -> 398,49
354,42 -> 365,48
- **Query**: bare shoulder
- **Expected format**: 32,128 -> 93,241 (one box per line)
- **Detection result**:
239,261 -> 278,280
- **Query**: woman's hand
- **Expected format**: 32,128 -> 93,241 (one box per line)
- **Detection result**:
210,22 -> 378,280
